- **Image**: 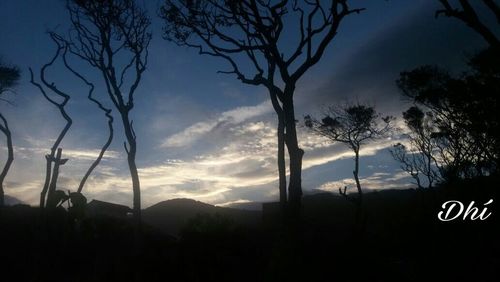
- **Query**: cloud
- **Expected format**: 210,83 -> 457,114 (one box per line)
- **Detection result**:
9,146 -> 120,161
296,1 -> 488,117
3,1 -> 478,209
216,199 -> 252,207
4,98 -> 409,208
63,149 -> 121,161
318,171 -> 414,193
6,180 -> 44,205
161,101 -> 272,148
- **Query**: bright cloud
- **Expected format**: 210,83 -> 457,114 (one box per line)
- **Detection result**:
4,100 -> 412,209
318,171 -> 413,193
161,101 -> 272,148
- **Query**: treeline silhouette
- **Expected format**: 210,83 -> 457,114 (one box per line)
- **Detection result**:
1,181 -> 499,281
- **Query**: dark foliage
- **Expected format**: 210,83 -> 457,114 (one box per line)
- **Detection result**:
0,60 -> 20,207
0,60 -> 20,98
390,106 -> 442,189
1,176 -> 499,281
397,47 -> 500,181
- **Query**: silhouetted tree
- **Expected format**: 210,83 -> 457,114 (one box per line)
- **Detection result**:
390,106 -> 442,188
30,33 -> 72,208
60,43 -> 114,195
160,0 -> 365,218
0,60 -> 19,102
397,49 -> 500,180
396,0 -> 500,181
64,0 -> 151,221
0,59 -> 20,207
435,0 -> 499,47
305,104 -> 393,203
390,143 -> 423,189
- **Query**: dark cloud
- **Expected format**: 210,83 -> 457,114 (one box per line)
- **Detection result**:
297,2 -> 489,117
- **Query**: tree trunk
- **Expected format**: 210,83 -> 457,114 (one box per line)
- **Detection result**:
269,90 -> 287,212
120,110 -> 141,223
40,151 -> 54,208
469,19 -> 500,47
426,151 -> 433,189
46,148 -> 66,208
482,0 -> 500,24
459,0 -> 500,46
77,111 -> 113,193
353,148 -> 362,201
277,114 -> 287,208
282,94 -> 303,219
352,147 -> 366,232
414,173 -> 422,189
35,92 -> 72,208
0,113 -> 14,207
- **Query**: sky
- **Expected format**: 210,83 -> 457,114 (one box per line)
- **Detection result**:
0,0 -> 492,208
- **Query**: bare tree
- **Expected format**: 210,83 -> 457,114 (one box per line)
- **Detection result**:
60,48 -> 114,195
29,33 -> 73,208
436,0 -> 500,47
304,104 -> 393,202
390,143 -> 424,189
0,59 -> 20,207
390,106 -> 442,188
160,0 -> 364,218
63,0 -> 151,221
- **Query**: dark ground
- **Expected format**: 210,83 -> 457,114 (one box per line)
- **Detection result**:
1,176 -> 499,282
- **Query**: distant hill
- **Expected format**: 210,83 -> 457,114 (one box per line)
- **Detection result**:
136,188 -> 456,239
222,190 -> 351,211
4,195 -> 23,206
141,192 -> 368,237
142,198 -> 261,237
